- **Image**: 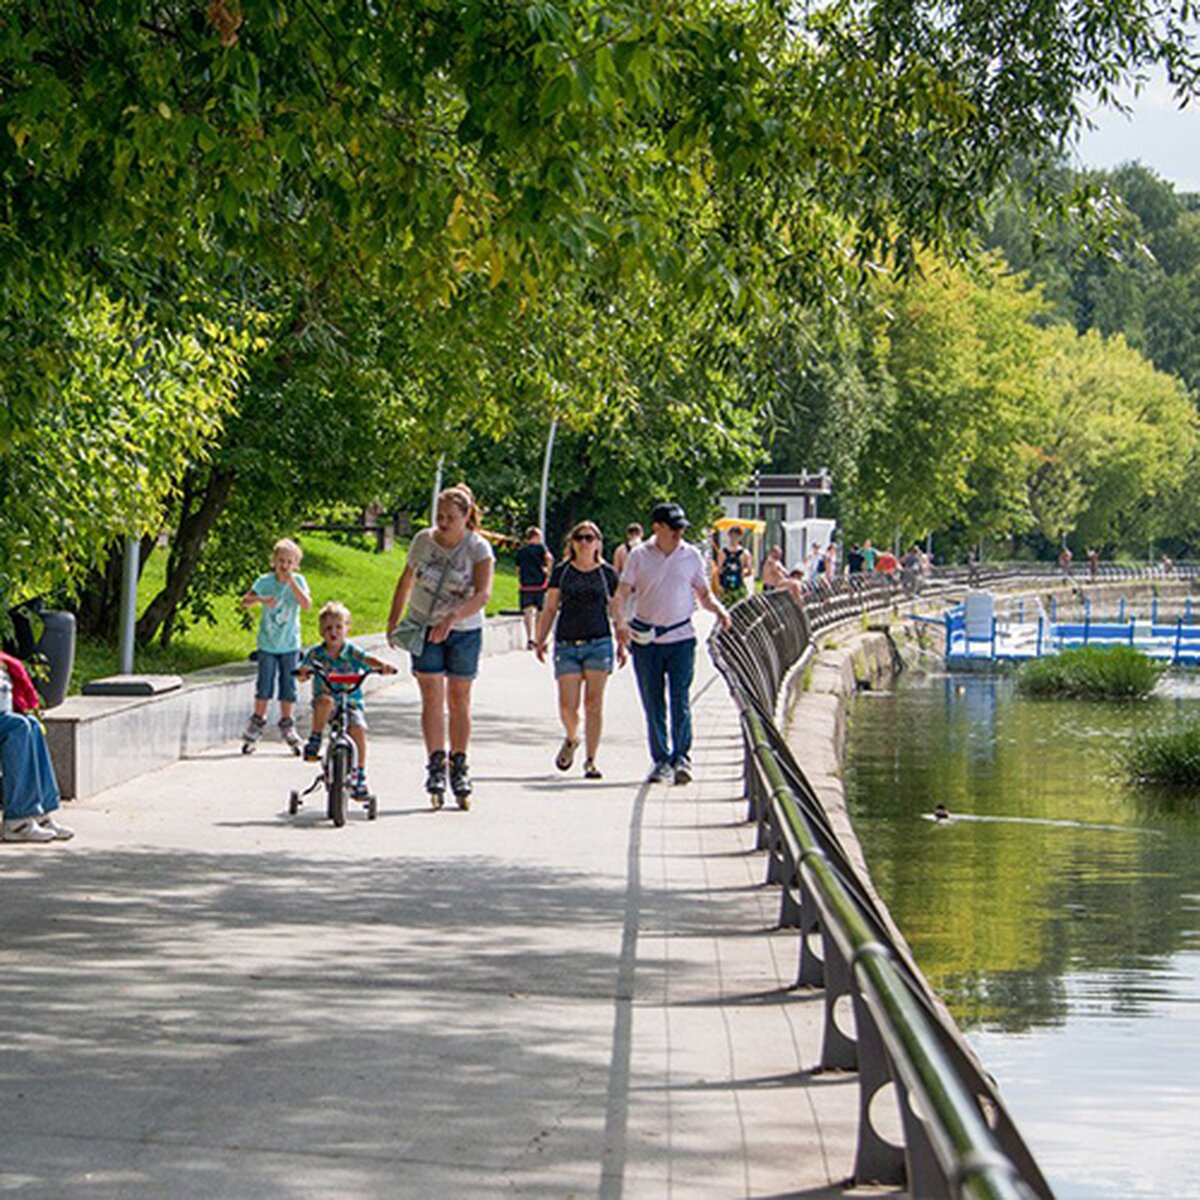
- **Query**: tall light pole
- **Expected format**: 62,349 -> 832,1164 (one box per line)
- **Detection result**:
118,537 -> 138,675
539,417 -> 558,537
431,454 -> 445,525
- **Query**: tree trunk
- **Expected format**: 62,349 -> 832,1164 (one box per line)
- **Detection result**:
137,466 -> 236,645
74,531 -> 159,640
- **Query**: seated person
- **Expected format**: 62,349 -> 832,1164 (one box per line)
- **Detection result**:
296,602 -> 396,800
761,546 -> 787,591
0,651 -> 73,843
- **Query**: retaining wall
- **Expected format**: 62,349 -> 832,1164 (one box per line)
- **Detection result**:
46,618 -> 527,800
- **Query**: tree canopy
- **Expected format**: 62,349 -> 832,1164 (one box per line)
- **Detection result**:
3,0 -> 1199,626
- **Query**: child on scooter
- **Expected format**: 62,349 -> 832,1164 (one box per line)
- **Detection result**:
241,537 -> 312,753
297,601 -> 397,800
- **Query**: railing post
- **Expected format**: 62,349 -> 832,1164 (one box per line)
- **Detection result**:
819,935 -> 859,1071
851,987 -> 907,1187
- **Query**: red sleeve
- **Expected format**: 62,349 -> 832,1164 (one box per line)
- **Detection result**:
1,652 -> 41,712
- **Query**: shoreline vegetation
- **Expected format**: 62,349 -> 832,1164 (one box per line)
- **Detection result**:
1015,644 -> 1165,700
1124,722 -> 1200,788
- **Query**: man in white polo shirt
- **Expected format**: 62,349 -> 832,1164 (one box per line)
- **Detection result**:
614,503 -> 732,784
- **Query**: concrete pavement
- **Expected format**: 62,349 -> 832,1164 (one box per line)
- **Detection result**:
0,622 -> 874,1199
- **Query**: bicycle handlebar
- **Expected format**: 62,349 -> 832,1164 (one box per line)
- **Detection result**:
292,664 -> 382,690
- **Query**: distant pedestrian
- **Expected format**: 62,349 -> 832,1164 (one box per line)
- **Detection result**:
716,525 -> 753,604
387,483 -> 494,808
534,520 -> 624,780
241,537 -> 312,754
613,522 -> 644,622
823,543 -> 839,585
861,539 -> 878,573
612,523 -> 643,576
967,548 -> 981,587
615,503 -> 731,785
900,544 -> 923,595
1058,544 -> 1073,580
515,526 -> 553,650
804,544 -> 823,587
761,545 -> 787,591
847,543 -> 865,575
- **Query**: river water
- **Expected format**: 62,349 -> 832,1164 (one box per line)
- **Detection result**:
842,670 -> 1200,1200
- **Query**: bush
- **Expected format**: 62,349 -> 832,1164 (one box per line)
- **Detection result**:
1123,722 -> 1200,787
1016,644 -> 1165,699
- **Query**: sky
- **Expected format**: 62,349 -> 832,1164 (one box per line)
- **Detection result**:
1073,71 -> 1200,193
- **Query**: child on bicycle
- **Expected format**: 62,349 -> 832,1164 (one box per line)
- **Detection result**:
297,601 -> 397,799
241,537 -> 312,752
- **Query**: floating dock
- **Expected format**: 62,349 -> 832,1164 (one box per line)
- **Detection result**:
934,592 -> 1200,667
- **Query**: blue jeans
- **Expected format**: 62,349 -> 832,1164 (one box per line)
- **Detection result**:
631,638 -> 696,767
0,712 -> 62,820
255,650 -> 300,703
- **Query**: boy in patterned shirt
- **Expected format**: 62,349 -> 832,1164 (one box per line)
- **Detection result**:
297,601 -> 396,799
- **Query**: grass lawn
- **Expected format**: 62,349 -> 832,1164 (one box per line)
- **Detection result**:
72,533 -> 522,690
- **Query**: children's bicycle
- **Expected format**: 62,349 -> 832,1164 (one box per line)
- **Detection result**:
287,665 -> 379,827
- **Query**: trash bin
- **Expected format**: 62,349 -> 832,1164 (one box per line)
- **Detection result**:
36,609 -> 76,709
6,602 -> 76,710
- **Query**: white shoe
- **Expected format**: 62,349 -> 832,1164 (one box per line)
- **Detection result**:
2,818 -> 56,843
38,816 -> 75,840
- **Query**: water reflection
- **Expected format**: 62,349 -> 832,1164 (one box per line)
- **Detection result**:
844,671 -> 1200,1199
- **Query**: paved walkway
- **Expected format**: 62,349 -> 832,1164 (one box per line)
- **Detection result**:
1,622 -> 871,1199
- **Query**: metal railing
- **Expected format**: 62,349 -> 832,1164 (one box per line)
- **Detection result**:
710,588 -> 1055,1199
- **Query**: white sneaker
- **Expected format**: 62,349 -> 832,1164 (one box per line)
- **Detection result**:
2,818 -> 56,843
646,762 -> 674,784
38,816 -> 75,840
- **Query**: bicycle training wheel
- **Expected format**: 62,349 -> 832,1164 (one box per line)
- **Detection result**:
329,743 -> 351,828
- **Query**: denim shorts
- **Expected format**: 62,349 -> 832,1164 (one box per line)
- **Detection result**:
554,636 -> 614,678
411,627 -> 483,679
255,650 -> 300,702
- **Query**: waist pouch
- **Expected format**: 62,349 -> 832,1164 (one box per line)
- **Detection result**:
629,616 -> 692,646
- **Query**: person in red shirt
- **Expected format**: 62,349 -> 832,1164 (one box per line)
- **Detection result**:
875,549 -> 899,575
0,652 -> 72,843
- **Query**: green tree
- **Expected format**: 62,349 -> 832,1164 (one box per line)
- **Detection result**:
1028,326 -> 1198,550
849,257 -> 1044,545
1,290 -> 243,608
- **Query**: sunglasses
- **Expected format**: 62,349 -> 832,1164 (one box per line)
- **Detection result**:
573,532 -> 598,542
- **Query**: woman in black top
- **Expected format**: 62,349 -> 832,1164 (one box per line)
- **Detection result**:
534,520 -> 625,779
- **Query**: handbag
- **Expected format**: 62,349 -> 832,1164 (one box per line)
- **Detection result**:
388,617 -> 429,655
388,544 -> 456,655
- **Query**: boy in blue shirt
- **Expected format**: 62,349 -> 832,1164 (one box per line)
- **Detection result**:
298,601 -> 397,799
241,538 -> 312,753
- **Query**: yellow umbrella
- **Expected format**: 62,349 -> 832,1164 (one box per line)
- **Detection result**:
711,516 -> 767,578
713,516 -> 767,534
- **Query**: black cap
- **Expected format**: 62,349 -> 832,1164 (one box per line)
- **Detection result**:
649,502 -> 689,530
